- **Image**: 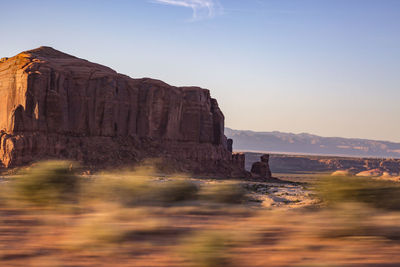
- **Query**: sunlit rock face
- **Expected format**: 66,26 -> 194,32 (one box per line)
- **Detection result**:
0,47 -> 242,175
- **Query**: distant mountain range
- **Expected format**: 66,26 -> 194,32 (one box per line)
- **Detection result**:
225,128 -> 400,158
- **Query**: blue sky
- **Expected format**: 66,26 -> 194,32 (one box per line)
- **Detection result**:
1,0 -> 400,142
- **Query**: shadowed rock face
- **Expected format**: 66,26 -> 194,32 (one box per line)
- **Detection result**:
251,154 -> 272,179
0,47 -> 242,175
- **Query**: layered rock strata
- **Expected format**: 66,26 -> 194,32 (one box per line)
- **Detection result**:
0,47 -> 244,176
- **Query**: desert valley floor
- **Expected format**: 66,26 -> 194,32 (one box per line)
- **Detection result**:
2,163 -> 400,267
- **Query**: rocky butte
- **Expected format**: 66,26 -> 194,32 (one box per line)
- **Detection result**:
0,47 -> 245,176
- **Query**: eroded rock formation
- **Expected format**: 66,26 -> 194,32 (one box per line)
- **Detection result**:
251,154 -> 272,179
0,47 -> 245,175
246,153 -> 400,176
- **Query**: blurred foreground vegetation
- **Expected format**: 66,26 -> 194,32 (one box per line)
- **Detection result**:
316,175 -> 400,210
2,162 -> 400,266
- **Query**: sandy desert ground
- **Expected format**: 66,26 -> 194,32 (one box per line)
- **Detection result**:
2,162 -> 400,266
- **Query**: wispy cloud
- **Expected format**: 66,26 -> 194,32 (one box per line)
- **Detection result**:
152,0 -> 222,20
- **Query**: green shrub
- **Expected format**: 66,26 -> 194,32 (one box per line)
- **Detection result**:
153,180 -> 198,203
316,176 -> 400,210
13,161 -> 80,206
199,183 -> 246,204
179,231 -> 232,267
93,175 -> 198,206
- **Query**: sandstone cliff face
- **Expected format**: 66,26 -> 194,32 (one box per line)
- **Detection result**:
0,47 -> 241,175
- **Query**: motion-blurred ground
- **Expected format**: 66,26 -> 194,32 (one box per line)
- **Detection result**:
1,161 -> 400,266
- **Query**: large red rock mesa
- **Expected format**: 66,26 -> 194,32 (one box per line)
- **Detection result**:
0,47 -> 245,175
